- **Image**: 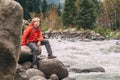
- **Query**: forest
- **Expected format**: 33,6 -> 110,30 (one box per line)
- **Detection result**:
15,0 -> 120,38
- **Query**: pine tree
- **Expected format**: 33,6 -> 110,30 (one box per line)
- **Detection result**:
62,0 -> 76,27
58,2 -> 62,16
30,0 -> 41,14
76,0 -> 99,29
16,0 -> 42,19
42,0 -> 48,14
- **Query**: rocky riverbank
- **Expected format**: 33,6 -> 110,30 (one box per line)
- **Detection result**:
43,29 -> 105,41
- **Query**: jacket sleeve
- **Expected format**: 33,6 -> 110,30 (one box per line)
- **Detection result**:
21,27 -> 32,45
38,30 -> 44,42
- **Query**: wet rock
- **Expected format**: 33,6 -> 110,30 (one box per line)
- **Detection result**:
69,63 -> 105,73
62,77 -> 76,80
0,0 -> 23,79
108,45 -> 120,53
38,58 -> 68,79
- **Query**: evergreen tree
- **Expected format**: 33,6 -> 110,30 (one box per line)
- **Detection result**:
76,0 -> 99,29
58,2 -> 62,16
62,0 -> 76,27
17,0 -> 31,19
30,0 -> 41,14
16,0 -> 41,19
42,0 -> 48,14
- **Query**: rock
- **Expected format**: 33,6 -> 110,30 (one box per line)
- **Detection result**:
29,76 -> 46,80
21,62 -> 32,70
38,58 -> 68,79
62,77 -> 76,80
18,46 -> 32,63
108,45 -> 120,53
14,64 -> 28,80
26,68 -> 45,79
22,20 -> 29,34
19,46 -> 42,63
44,30 -> 105,41
69,63 -> 105,73
0,0 -> 23,79
50,74 -> 59,80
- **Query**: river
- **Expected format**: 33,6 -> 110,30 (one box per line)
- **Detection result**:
41,39 -> 120,80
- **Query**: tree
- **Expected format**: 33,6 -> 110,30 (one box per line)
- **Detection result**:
30,0 -> 41,14
102,0 -> 120,30
16,0 -> 41,19
49,4 -> 59,29
62,0 -> 76,27
76,0 -> 99,29
58,2 -> 62,16
42,0 -> 48,14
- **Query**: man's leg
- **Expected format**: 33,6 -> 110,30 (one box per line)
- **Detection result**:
27,42 -> 39,67
41,40 -> 56,58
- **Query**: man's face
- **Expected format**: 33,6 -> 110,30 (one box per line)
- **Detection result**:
34,20 -> 40,28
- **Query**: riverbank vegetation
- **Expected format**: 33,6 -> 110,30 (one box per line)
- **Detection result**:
15,0 -> 120,39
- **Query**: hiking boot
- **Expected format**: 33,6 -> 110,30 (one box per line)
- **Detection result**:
48,54 -> 57,59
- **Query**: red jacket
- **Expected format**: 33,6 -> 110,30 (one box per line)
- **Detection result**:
21,24 -> 44,45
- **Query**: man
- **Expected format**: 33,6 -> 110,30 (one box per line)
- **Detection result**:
21,17 -> 56,68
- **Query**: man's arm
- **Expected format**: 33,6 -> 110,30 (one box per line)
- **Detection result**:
38,31 -> 44,42
21,27 -> 32,45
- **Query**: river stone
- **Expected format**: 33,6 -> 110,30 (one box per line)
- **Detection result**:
26,68 -> 45,79
21,62 -> 32,70
38,58 -> 68,79
14,64 -> 28,80
29,76 -> 46,80
69,63 -> 105,73
108,45 -> 120,53
50,74 -> 59,80
0,0 -> 23,79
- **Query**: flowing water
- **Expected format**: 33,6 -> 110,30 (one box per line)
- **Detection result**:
41,39 -> 120,80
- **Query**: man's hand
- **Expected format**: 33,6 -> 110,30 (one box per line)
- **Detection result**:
37,41 -> 41,55
37,41 -> 41,47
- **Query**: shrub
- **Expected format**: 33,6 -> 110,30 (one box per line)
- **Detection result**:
94,27 -> 112,38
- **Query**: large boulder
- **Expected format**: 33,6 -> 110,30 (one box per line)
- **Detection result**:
0,0 -> 23,79
38,58 -> 68,79
18,46 -> 32,63
19,46 -> 41,63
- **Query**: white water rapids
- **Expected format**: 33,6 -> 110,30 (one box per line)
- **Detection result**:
41,39 -> 120,80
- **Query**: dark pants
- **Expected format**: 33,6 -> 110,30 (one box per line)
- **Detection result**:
27,40 -> 52,64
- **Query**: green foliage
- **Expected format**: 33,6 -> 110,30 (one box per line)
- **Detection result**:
58,3 -> 62,16
94,27 -> 112,38
41,26 -> 49,32
62,0 -> 76,27
16,0 -> 41,19
76,0 -> 99,29
42,0 -> 48,14
109,30 -> 120,39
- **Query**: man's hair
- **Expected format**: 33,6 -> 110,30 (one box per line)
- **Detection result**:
32,17 -> 40,22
